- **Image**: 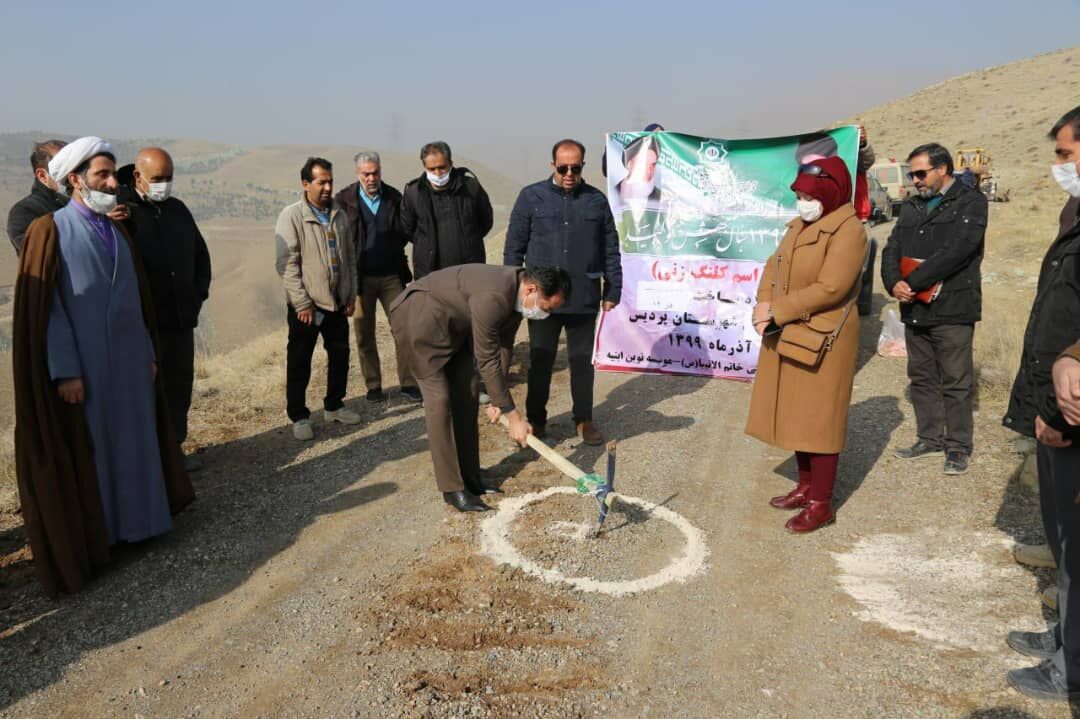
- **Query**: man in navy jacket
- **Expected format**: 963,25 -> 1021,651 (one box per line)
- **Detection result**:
504,139 -> 622,445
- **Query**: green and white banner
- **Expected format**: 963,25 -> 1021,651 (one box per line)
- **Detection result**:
594,127 -> 859,379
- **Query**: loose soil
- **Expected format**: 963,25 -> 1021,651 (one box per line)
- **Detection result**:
0,221 -> 1068,717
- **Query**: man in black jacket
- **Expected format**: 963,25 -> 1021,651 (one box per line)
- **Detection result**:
1002,106 -> 1080,702
881,142 -> 987,475
504,139 -> 622,445
399,141 -> 493,280
334,151 -> 420,403
6,140 -> 69,254
118,148 -> 212,467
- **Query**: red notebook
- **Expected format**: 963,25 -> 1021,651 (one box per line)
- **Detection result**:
900,257 -> 942,304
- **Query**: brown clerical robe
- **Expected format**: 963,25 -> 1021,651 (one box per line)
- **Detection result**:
13,214 -> 194,597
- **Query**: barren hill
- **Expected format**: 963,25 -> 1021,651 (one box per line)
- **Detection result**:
0,134 -> 520,227
856,46 -> 1080,194
0,137 -> 520,351
853,44 -> 1080,391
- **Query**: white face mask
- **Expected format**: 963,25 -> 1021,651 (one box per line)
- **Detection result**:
518,291 -> 550,321
1052,161 -> 1080,198
426,170 -> 451,188
796,198 -> 824,222
145,180 -> 173,202
80,183 -> 118,215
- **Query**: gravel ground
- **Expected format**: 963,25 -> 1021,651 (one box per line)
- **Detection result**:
0,224 -> 1071,717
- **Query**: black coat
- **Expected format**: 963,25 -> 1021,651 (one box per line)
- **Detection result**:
880,180 -> 987,326
399,167 -> 493,280
1004,197 -> 1080,440
503,178 -> 622,315
6,182 -> 68,254
334,181 -> 411,284
118,187 -> 212,331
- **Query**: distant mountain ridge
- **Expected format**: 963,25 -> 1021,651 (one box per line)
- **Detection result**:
0,133 -> 522,225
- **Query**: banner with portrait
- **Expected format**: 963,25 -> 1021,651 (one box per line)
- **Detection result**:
593,127 -> 860,380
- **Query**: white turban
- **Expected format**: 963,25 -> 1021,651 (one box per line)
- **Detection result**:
48,136 -> 114,196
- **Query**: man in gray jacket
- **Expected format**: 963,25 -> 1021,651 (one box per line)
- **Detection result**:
275,157 -> 360,440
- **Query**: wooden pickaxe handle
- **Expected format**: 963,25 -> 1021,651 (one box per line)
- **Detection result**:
497,415 -> 586,481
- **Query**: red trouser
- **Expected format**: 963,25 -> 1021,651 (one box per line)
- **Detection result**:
795,452 -> 839,502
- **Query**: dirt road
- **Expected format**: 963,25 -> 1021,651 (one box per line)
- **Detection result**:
0,237 -> 1066,717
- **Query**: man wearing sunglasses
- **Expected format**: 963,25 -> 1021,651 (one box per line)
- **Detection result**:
504,139 -> 622,445
881,142 -> 987,475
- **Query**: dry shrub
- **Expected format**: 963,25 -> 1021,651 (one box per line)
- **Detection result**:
185,330 -> 288,449
194,355 -> 211,381
968,185 -> 1061,398
0,432 -> 17,516
973,293 -> 1028,400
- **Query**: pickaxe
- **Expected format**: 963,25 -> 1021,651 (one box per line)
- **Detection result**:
498,416 -> 617,537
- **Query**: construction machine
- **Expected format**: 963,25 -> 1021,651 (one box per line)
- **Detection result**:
954,147 -> 1008,202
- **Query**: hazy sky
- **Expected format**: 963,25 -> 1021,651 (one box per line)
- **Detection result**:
3,0 -> 1078,180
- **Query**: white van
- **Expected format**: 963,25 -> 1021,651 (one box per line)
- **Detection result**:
870,161 -> 916,216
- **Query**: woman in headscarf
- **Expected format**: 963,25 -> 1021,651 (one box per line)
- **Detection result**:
744,156 -> 868,533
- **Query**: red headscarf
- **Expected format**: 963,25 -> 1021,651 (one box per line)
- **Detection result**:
790,156 -> 852,218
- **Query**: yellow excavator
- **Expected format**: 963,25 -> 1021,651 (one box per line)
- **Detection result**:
954,147 -> 1008,202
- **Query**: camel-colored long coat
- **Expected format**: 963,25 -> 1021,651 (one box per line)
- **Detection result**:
745,204 -> 868,454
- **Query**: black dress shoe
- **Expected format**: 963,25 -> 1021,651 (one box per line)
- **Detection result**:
1007,627 -> 1060,660
464,476 -> 503,495
443,490 -> 490,512
1007,660 -> 1080,701
366,388 -> 387,403
400,386 -> 422,403
893,440 -> 944,460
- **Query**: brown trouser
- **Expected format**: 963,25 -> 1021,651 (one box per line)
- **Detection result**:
414,348 -> 481,493
353,274 -> 414,392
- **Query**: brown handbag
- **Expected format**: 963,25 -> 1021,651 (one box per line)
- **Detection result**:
775,305 -> 855,368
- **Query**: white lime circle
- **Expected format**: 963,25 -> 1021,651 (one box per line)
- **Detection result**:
479,486 -> 709,597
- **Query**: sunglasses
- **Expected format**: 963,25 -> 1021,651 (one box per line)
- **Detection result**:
906,168 -> 937,181
555,164 -> 584,176
797,163 -> 832,178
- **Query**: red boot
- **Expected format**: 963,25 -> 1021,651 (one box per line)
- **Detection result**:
769,482 -> 810,510
785,500 -> 835,533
